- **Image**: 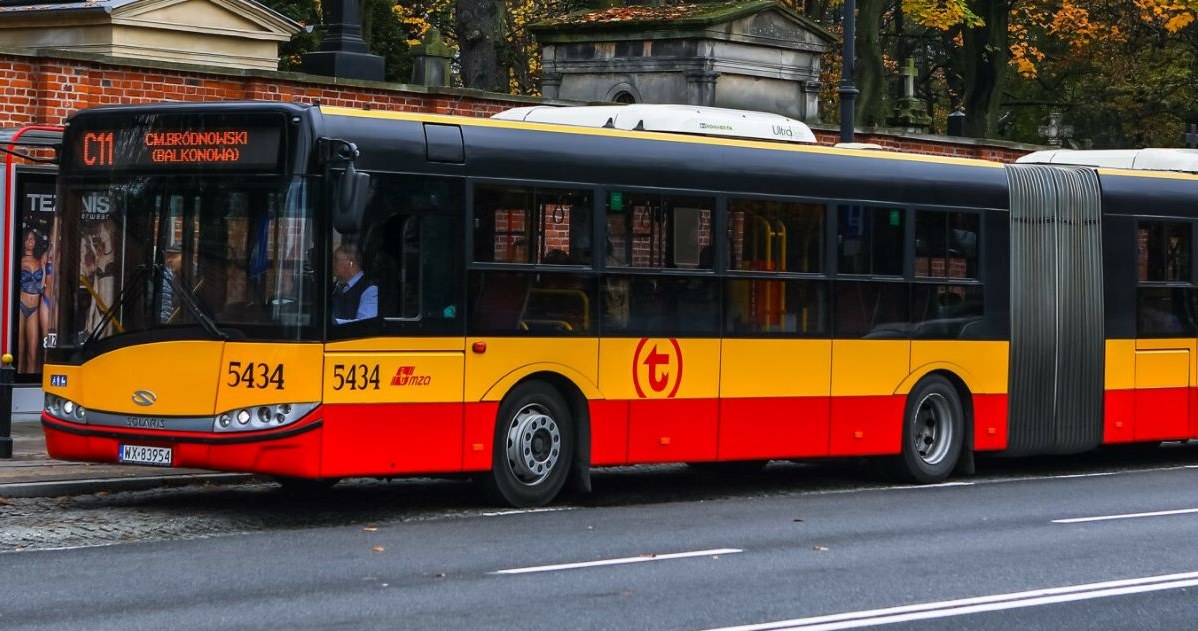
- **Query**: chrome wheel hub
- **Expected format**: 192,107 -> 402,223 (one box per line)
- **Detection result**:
914,392 -> 953,466
505,403 -> 561,486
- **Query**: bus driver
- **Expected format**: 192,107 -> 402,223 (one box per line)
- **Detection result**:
331,242 -> 377,324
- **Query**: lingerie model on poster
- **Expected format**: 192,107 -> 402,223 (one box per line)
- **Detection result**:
15,175 -> 56,375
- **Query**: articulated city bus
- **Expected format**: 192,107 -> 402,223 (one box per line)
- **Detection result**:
39,101 -> 1198,506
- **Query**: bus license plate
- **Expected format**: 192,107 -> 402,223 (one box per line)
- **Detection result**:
118,444 -> 173,467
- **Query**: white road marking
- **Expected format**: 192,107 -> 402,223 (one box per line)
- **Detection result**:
491,548 -> 741,575
1041,471 -> 1118,479
876,481 -> 975,491
698,570 -> 1198,631
1053,507 -> 1198,524
479,507 -> 576,517
793,464 -> 1198,499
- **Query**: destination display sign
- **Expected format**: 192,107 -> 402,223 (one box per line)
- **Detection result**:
70,113 -> 285,172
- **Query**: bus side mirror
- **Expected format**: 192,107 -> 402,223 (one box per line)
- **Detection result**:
333,162 -> 370,234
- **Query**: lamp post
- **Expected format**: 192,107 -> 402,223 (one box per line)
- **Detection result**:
301,0 -> 384,82
838,0 -> 858,143
0,354 -> 13,458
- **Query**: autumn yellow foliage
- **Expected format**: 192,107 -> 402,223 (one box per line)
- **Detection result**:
902,0 -> 983,31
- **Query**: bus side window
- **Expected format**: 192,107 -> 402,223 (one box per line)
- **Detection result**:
468,271 -> 530,332
362,214 -> 413,319
607,193 -> 714,270
603,276 -> 718,335
915,210 -> 978,279
473,185 -> 593,266
838,205 -> 904,276
728,199 -> 824,274
1137,220 -> 1195,338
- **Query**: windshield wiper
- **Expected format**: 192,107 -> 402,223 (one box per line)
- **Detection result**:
80,264 -> 150,351
81,263 -> 229,351
163,263 -> 228,341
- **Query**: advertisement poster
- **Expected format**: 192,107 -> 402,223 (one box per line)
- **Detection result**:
76,188 -> 120,346
13,170 -> 57,378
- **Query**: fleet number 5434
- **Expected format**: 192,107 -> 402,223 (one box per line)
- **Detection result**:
226,361 -> 285,390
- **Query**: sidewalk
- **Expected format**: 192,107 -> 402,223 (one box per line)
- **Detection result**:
0,415 -> 251,498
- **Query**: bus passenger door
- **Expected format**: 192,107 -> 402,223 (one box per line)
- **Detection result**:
828,281 -> 911,456
1133,341 -> 1191,441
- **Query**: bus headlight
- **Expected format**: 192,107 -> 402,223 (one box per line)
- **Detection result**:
213,402 -> 317,433
45,394 -> 86,423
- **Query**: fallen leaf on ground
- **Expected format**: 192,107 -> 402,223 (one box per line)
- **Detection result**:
371,546 -> 385,553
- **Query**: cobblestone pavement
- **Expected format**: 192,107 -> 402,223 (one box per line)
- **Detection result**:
3,446 -> 1196,553
0,462 -> 892,552
0,476 -> 489,552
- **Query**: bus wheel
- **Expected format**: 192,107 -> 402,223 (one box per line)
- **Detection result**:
892,375 -> 964,483
484,381 -> 575,508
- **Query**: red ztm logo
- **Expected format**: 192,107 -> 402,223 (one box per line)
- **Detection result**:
391,366 -> 431,387
632,338 -> 683,399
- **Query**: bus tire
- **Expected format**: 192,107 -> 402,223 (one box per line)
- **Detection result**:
891,375 -> 964,483
483,381 -> 575,508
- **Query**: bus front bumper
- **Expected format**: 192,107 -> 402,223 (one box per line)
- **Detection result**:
40,412 -> 325,478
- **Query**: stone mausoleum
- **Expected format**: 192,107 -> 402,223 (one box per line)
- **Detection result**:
532,0 -> 833,121
0,0 -> 300,71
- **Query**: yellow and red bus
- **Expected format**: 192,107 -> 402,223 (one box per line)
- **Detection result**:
39,101 -> 1198,506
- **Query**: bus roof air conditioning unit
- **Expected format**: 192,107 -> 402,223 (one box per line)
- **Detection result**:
493,105 -> 817,145
1017,148 -> 1198,174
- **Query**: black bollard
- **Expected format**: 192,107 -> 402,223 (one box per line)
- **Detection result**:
0,353 -> 13,458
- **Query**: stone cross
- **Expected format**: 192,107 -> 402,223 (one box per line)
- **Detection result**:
1038,112 -> 1073,147
902,58 -> 917,100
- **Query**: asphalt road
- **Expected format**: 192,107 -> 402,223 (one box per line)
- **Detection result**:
4,447 -> 1198,631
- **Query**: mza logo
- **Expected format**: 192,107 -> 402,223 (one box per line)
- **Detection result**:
391,365 -> 431,387
632,338 -> 683,399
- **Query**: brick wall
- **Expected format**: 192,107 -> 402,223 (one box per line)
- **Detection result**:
808,129 -> 1034,163
0,49 -> 1041,163
0,51 -> 533,130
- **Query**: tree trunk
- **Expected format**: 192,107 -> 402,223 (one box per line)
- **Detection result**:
854,0 -> 888,128
455,0 -> 505,91
962,0 -> 1010,138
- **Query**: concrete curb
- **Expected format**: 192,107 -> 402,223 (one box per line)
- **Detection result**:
0,473 -> 255,498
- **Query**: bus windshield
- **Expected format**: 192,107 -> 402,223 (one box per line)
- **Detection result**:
52,175 -> 321,352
